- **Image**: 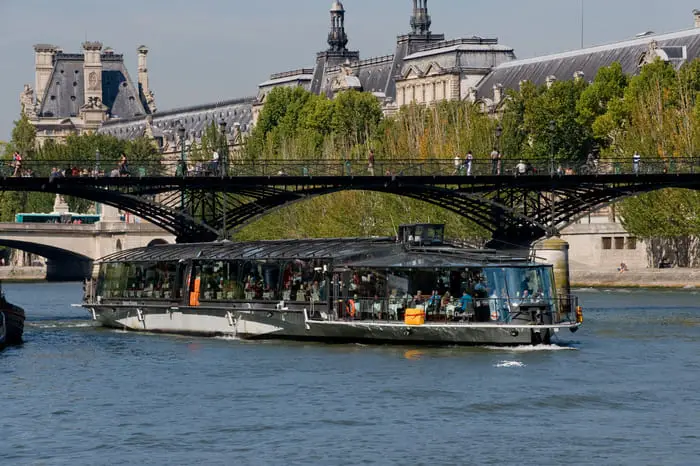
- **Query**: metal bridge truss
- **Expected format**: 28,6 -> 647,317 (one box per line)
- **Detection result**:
2,174 -> 698,245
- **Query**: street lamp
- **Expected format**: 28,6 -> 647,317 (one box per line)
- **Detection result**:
177,124 -> 186,212
218,118 -> 229,240
548,120 -> 556,175
177,124 -> 187,175
218,118 -> 228,177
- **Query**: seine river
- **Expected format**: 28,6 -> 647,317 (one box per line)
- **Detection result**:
2,282 -> 699,465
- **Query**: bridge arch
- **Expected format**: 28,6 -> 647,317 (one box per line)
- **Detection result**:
4,170 -> 700,246
0,239 -> 93,281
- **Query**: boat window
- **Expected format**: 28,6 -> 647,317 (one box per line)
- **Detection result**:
98,261 -> 179,300
483,267 -> 554,301
281,259 -> 327,302
240,260 -> 281,301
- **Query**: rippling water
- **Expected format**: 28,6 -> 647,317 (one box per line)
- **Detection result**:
2,283 -> 700,465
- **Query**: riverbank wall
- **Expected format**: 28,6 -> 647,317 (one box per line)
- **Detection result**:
571,269 -> 700,288
0,266 -> 46,282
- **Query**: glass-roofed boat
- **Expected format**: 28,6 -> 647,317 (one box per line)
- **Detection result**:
82,224 -> 583,346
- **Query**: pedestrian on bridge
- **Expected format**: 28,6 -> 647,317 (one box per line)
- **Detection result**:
490,148 -> 499,175
367,149 -> 375,176
633,151 -> 641,174
119,154 -> 130,177
464,151 -> 473,176
12,152 -> 22,177
453,154 -> 461,175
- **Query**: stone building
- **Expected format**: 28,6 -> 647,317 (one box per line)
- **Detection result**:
257,0 -> 515,114
20,42 -> 156,146
475,14 -> 700,110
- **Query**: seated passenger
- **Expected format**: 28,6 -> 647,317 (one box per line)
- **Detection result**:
413,290 -> 425,306
372,296 -> 382,319
459,291 -> 473,314
441,291 -> 451,308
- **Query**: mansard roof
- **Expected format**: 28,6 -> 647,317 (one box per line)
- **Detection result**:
99,97 -> 255,141
38,52 -> 148,119
476,27 -> 700,97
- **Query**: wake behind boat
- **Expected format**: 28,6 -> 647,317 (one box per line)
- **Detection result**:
82,224 -> 583,346
0,281 -> 26,348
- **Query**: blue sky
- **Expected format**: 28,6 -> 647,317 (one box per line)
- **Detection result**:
1,0 -> 699,140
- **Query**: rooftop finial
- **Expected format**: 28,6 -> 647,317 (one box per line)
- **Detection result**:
328,1 -> 348,52
410,0 -> 431,35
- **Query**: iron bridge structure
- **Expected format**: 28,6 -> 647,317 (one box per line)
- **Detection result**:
2,158 -> 700,247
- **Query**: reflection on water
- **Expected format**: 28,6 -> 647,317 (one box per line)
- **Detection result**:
1,283 -> 700,465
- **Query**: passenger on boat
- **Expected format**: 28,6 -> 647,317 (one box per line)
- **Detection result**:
459,291 -> 473,313
372,296 -> 382,319
413,291 -> 425,306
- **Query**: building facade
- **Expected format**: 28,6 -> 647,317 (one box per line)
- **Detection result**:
256,0 -> 516,113
20,42 -> 156,146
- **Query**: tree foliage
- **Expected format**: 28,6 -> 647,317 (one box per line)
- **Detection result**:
0,123 -> 161,217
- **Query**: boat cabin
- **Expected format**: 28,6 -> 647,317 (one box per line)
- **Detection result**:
90,224 -> 573,325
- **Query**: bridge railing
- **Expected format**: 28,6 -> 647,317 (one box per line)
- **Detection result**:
3,157 -> 700,178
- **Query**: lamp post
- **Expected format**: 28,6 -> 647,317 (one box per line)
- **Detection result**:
218,118 -> 229,240
177,124 -> 186,211
95,149 -> 101,216
548,120 -> 556,176
495,124 -> 503,153
548,120 -> 557,235
218,118 -> 228,177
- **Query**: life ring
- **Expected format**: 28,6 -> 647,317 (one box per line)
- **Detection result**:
346,299 -> 356,318
490,309 -> 499,321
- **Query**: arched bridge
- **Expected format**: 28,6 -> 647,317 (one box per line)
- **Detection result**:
2,158 -> 699,247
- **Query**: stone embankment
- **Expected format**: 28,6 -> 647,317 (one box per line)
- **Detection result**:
0,266 -> 46,282
571,269 -> 700,288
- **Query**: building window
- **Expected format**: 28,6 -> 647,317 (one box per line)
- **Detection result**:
614,237 -> 625,250
627,237 -> 637,250
602,237 -> 612,250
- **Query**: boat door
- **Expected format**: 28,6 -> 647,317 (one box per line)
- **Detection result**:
183,261 -> 201,307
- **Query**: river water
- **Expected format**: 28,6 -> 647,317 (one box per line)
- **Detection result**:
1,283 -> 699,465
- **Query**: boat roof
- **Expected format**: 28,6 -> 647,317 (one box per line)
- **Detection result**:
98,238 -> 539,268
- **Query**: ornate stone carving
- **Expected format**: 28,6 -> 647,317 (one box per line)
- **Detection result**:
88,71 -> 99,90
20,84 -> 37,118
144,89 -> 157,113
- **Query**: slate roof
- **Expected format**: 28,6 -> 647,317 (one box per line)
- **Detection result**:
99,97 -> 255,141
38,52 -> 148,119
476,27 -> 700,97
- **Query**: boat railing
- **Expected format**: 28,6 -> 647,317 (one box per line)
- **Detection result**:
325,295 -> 579,325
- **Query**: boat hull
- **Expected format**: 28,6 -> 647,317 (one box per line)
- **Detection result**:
0,304 -> 25,347
87,303 -> 578,346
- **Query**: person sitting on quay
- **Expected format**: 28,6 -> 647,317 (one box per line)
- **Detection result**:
618,262 -> 629,273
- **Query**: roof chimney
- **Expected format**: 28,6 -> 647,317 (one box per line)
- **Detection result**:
694,9 -> 700,28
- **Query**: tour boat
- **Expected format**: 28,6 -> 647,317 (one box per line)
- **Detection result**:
82,224 -> 583,346
0,281 -> 26,349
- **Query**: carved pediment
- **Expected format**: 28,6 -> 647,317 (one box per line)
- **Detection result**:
402,65 -> 423,80
424,62 -> 445,77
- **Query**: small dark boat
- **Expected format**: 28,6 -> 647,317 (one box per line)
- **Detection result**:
0,281 -> 25,348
